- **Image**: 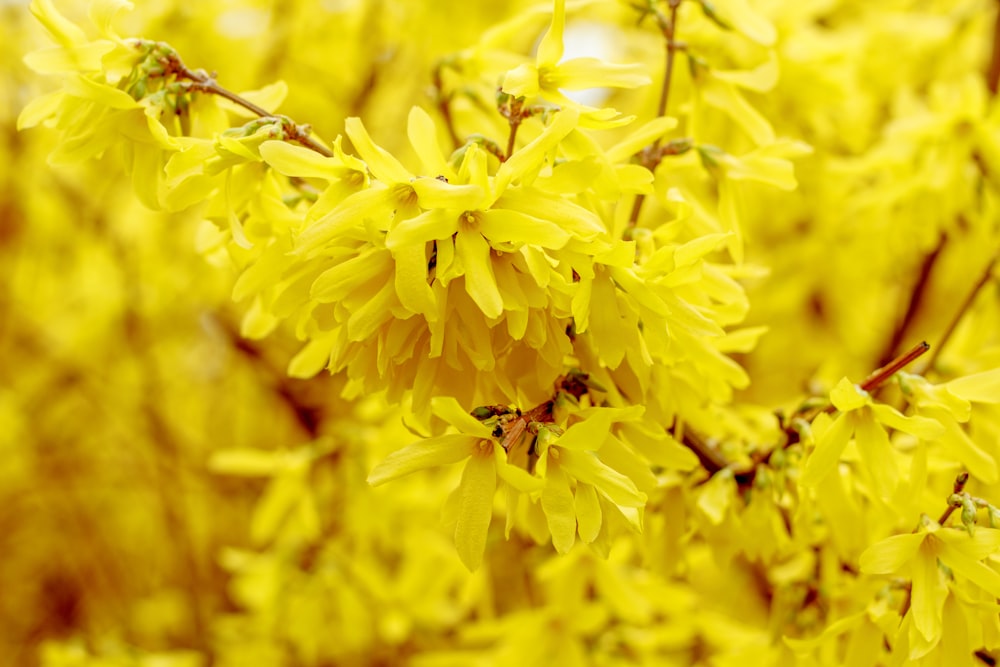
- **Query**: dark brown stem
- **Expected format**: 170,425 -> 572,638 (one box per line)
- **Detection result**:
629,0 -> 682,227
655,1 -> 681,124
922,253 -> 998,373
876,235 -> 945,368
988,0 -> 1000,96
935,472 -> 969,526
172,61 -> 334,158
860,341 -> 930,394
433,64 -> 462,150
505,119 -> 520,162
805,341 -> 929,417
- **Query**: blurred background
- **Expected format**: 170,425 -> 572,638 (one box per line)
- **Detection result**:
4,0 -> 1000,665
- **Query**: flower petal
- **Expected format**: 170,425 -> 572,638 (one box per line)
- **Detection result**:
386,208 -> 458,249
559,449 -> 646,508
407,106 -> 451,178
869,404 -> 944,440
550,58 -> 651,91
944,368 -> 1000,404
575,482 -> 602,543
496,108 -> 579,192
411,177 -> 484,210
430,396 -> 493,437
456,229 -> 503,319
260,139 -> 345,180
455,452 -> 497,571
344,116 -> 411,183
830,377 -> 869,412
853,414 -> 898,500
910,540 -> 945,642
800,412 -> 855,487
367,434 -> 477,486
393,243 -> 437,319
858,532 -> 925,574
479,208 -> 570,249
535,0 -> 565,65
541,464 -> 577,554
493,445 -> 543,492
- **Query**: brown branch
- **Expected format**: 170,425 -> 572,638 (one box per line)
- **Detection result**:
164,55 -> 334,158
876,234 -> 945,369
433,63 -> 462,150
860,340 -> 931,394
988,0 -> 1000,96
933,472 -> 968,527
922,253 -> 998,373
628,0 -> 683,227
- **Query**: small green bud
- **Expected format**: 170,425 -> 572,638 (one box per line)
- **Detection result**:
962,496 -> 978,536
989,505 -> 1000,529
471,406 -> 494,420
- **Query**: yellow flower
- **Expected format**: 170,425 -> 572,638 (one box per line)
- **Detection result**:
367,397 -> 542,571
501,0 -> 649,125
800,377 -> 943,499
860,520 -> 1000,649
534,406 -> 648,553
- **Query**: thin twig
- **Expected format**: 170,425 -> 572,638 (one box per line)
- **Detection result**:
922,253 -> 998,372
167,58 -> 334,158
859,341 -> 930,394
629,0 -> 682,226
433,63 -> 462,150
935,472 -> 969,526
988,0 -> 1000,96
876,235 -> 945,368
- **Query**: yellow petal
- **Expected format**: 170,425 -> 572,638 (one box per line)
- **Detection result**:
454,452 -> 497,571
712,0 -> 777,46
869,404 -> 944,440
535,0 -> 565,65
800,412 -> 854,487
945,368 -> 1000,404
393,243 -> 437,319
541,464 -> 577,554
457,229 -> 503,319
407,106 -> 451,178
411,178 -> 484,210
479,208 -> 570,249
367,434 -> 477,486
853,415 -> 898,500
344,116 -> 411,183
712,52 -> 779,92
559,449 -> 646,508
500,63 -> 541,100
910,540 -> 945,642
858,532 -> 925,574
385,208 -> 457,249
17,90 -> 65,130
287,338 -> 332,379
88,0 -> 133,40
549,58 -> 651,91
259,139 -> 345,180
605,116 -> 678,164
65,74 -> 139,109
496,107 -> 579,192
493,445 -> 543,492
937,534 -> 1000,599
430,396 -> 493,437
23,42 -> 115,73
30,0 -> 87,46
208,449 -> 284,477
574,482 -> 602,543
830,377 -> 869,412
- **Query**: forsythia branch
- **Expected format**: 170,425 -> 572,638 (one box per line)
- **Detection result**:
162,52 -> 334,158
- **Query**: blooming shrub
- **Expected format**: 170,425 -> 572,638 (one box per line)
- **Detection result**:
8,0 -> 1000,664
